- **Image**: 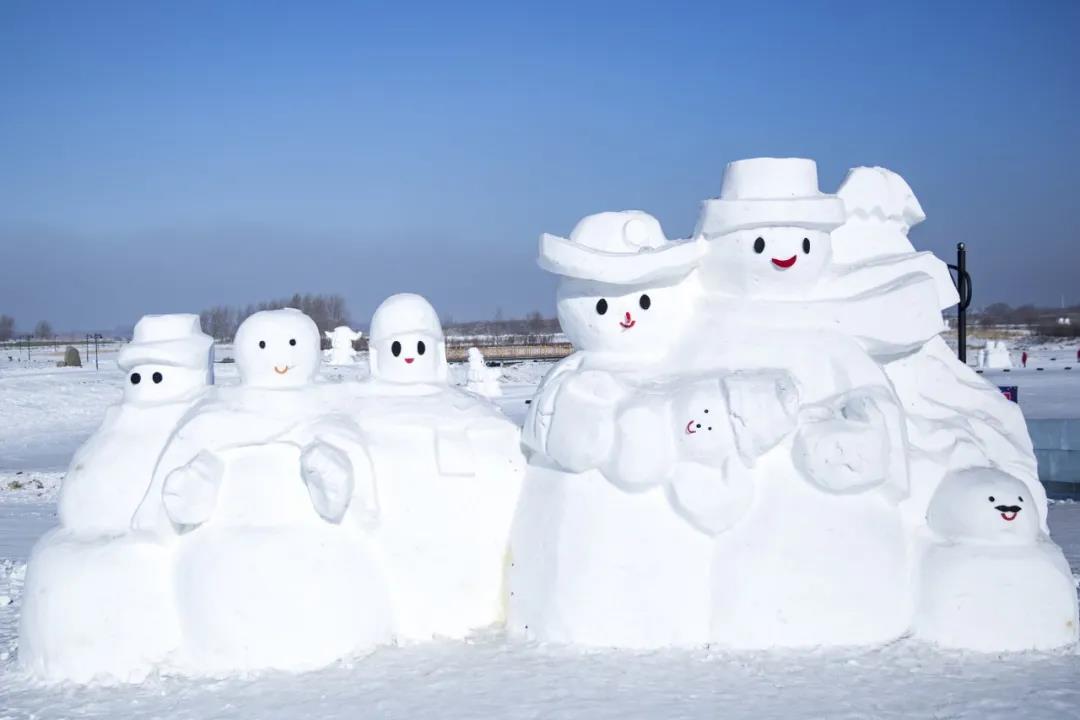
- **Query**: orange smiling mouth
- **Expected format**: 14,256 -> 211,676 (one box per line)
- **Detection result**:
274,365 -> 291,375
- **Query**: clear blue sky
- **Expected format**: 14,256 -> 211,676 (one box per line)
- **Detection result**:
2,0 -> 1079,331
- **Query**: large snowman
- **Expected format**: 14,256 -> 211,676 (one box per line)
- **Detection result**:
132,308 -> 391,675
511,211 -> 746,648
342,293 -> 524,640
20,314 -> 213,682
680,158 -> 917,648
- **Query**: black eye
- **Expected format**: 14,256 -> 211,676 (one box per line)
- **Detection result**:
130,372 -> 141,385
152,372 -> 163,384
1019,496 -> 1024,502
988,496 -> 995,503
753,237 -> 765,254
596,298 -> 608,315
417,341 -> 426,355
802,238 -> 811,254
258,340 -> 266,349
391,341 -> 402,357
639,294 -> 651,310
289,338 -> 296,346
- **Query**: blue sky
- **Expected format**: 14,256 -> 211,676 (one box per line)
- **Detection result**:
2,0 -> 1079,331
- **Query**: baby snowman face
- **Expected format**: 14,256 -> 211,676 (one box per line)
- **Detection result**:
701,226 -> 832,299
372,331 -> 443,383
123,364 -> 208,405
671,381 -> 735,463
557,275 -> 696,356
234,309 -> 321,388
926,468 -> 1038,545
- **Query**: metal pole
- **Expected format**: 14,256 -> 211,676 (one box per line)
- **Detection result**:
94,334 -> 101,370
957,243 -> 967,364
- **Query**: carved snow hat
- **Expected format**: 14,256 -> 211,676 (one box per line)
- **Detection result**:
118,313 -> 213,371
369,293 -> 444,343
695,158 -> 846,237
539,210 -> 705,285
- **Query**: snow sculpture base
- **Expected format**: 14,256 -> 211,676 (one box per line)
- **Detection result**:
508,463 -> 713,648
914,543 -> 1077,651
19,531 -> 180,684
347,384 -> 524,641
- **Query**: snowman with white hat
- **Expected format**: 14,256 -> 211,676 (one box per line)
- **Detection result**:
21,314 -> 214,682
512,211 -> 750,648
662,158 -> 916,648
524,210 -> 706,469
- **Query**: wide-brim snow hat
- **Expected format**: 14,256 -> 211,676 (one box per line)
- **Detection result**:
695,158 -> 846,237
117,313 -> 214,371
539,210 -> 705,285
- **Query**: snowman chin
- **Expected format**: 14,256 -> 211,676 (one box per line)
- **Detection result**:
700,227 -> 832,299
556,275 -> 698,356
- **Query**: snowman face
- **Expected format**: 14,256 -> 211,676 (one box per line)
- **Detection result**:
701,227 -> 831,298
671,381 -> 735,463
926,468 -> 1038,544
557,275 -> 696,355
235,310 -> 321,388
371,331 -> 445,383
123,363 -> 208,405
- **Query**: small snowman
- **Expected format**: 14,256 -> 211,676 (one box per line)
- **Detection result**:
58,314 -> 214,533
324,325 -> 362,367
367,293 -> 449,389
465,347 -> 502,398
20,314 -> 213,682
913,467 -> 1078,651
133,308 -> 389,674
524,210 -> 706,471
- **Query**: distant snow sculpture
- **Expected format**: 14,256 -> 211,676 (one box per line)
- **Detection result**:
465,347 -> 502,397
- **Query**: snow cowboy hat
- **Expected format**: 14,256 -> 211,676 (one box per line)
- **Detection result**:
539,210 -> 705,285
695,158 -> 846,237
117,313 -> 214,371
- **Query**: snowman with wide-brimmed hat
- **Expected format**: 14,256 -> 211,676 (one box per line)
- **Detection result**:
524,210 -> 705,467
695,157 -> 846,300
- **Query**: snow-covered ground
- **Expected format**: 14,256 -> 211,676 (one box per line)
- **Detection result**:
3,345 -> 1080,718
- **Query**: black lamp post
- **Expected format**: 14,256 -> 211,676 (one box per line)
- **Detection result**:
948,243 -> 973,364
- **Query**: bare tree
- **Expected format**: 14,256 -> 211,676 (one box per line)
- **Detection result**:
34,320 -> 53,339
200,293 -> 351,340
0,314 -> 14,341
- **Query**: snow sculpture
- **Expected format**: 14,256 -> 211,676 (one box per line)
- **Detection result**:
368,293 -> 448,386
979,340 -> 1013,369
465,347 -> 502,398
914,468 -> 1078,651
347,294 -> 524,640
20,300 -> 524,682
134,308 -> 391,674
20,314 -> 213,682
510,157 -> 1076,652
59,314 -> 213,532
324,325 -> 362,366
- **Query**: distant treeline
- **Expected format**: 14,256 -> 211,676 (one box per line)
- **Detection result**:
199,293 -> 350,341
975,303 -> 1080,337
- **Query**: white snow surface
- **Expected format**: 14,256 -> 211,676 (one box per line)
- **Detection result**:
3,353 -> 1080,716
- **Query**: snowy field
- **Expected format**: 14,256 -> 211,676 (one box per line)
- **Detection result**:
3,344 -> 1080,719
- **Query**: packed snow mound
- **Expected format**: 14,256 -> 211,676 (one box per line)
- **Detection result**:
324,325 -> 361,366
19,303 -> 524,683
511,158 -> 1076,651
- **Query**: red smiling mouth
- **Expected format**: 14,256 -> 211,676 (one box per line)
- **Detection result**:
620,312 -> 636,329
772,256 -> 797,269
404,358 -> 415,364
